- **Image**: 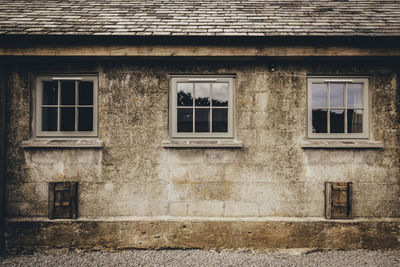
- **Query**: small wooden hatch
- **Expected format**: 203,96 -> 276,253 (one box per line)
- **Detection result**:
49,182 -> 78,219
325,182 -> 353,219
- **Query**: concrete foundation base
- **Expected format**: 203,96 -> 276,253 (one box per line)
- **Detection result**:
5,217 -> 400,253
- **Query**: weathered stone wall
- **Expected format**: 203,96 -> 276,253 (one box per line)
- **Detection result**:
5,219 -> 400,253
5,58 -> 400,220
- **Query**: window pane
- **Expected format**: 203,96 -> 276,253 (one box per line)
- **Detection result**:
42,107 -> 57,131
347,83 -> 363,108
348,109 -> 363,133
60,107 -> 75,131
177,108 -> 193,132
312,83 -> 327,107
212,108 -> 228,132
330,109 -> 345,133
330,83 -> 345,107
177,83 -> 193,106
312,109 -> 327,133
212,83 -> 228,106
60,81 -> 75,105
43,81 -> 58,105
78,107 -> 93,131
195,108 -> 210,132
79,81 -> 93,105
195,83 -> 210,106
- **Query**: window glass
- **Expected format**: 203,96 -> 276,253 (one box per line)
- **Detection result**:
330,109 -> 345,133
177,83 -> 193,106
312,83 -> 327,107
212,83 -> 229,106
330,83 -> 345,107
195,83 -> 210,106
42,81 -> 58,105
60,107 -> 75,131
347,109 -> 363,133
177,108 -> 193,132
195,109 -> 210,132
212,108 -> 228,132
60,81 -> 75,105
78,107 -> 93,131
42,107 -> 57,131
312,109 -> 327,133
347,83 -> 362,108
79,81 -> 93,105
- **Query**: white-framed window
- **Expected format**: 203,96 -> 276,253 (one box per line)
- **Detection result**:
169,75 -> 235,139
35,75 -> 98,137
307,77 -> 369,139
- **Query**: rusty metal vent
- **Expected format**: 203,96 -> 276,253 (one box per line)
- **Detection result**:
325,182 -> 353,219
49,182 -> 78,219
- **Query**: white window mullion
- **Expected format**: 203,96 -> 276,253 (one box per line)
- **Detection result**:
344,83 -> 348,134
57,80 -> 61,132
192,82 -> 195,133
307,77 -> 369,139
210,82 -> 213,133
36,75 -> 97,137
75,81 -> 78,131
170,76 -> 234,139
327,82 -> 330,134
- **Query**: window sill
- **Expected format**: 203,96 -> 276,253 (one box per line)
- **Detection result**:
301,140 -> 383,149
21,139 -> 104,148
162,139 -> 243,148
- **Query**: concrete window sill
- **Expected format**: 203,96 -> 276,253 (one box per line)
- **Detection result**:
21,139 -> 104,148
162,139 -> 243,148
301,140 -> 383,149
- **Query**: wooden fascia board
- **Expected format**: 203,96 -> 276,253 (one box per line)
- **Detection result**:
1,44 -> 400,57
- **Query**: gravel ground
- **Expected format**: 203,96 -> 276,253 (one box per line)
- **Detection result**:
1,249 -> 400,267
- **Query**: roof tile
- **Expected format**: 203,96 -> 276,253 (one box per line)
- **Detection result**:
0,0 -> 399,36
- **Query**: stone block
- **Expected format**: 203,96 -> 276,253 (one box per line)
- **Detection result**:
205,150 -> 238,164
224,202 -> 258,217
236,111 -> 254,129
187,201 -> 224,217
169,202 -> 188,216
254,92 -> 268,111
167,150 -> 205,164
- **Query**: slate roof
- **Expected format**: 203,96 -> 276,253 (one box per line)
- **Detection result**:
0,0 -> 399,36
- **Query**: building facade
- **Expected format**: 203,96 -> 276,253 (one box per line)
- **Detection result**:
0,1 -> 400,252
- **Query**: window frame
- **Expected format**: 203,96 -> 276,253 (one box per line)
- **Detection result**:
169,75 -> 235,139
35,75 -> 98,138
307,77 -> 369,139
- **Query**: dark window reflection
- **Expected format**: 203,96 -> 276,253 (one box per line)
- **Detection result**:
42,107 -> 57,131
60,81 -> 75,105
195,109 -> 210,132
212,83 -> 228,106
330,83 -> 345,107
195,83 -> 210,106
312,83 -> 327,107
330,109 -> 345,133
43,81 -> 58,105
78,107 -> 93,131
312,109 -> 327,133
79,81 -> 93,105
212,108 -> 228,132
177,108 -> 193,132
60,107 -> 75,131
348,109 -> 363,133
177,83 -> 193,106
